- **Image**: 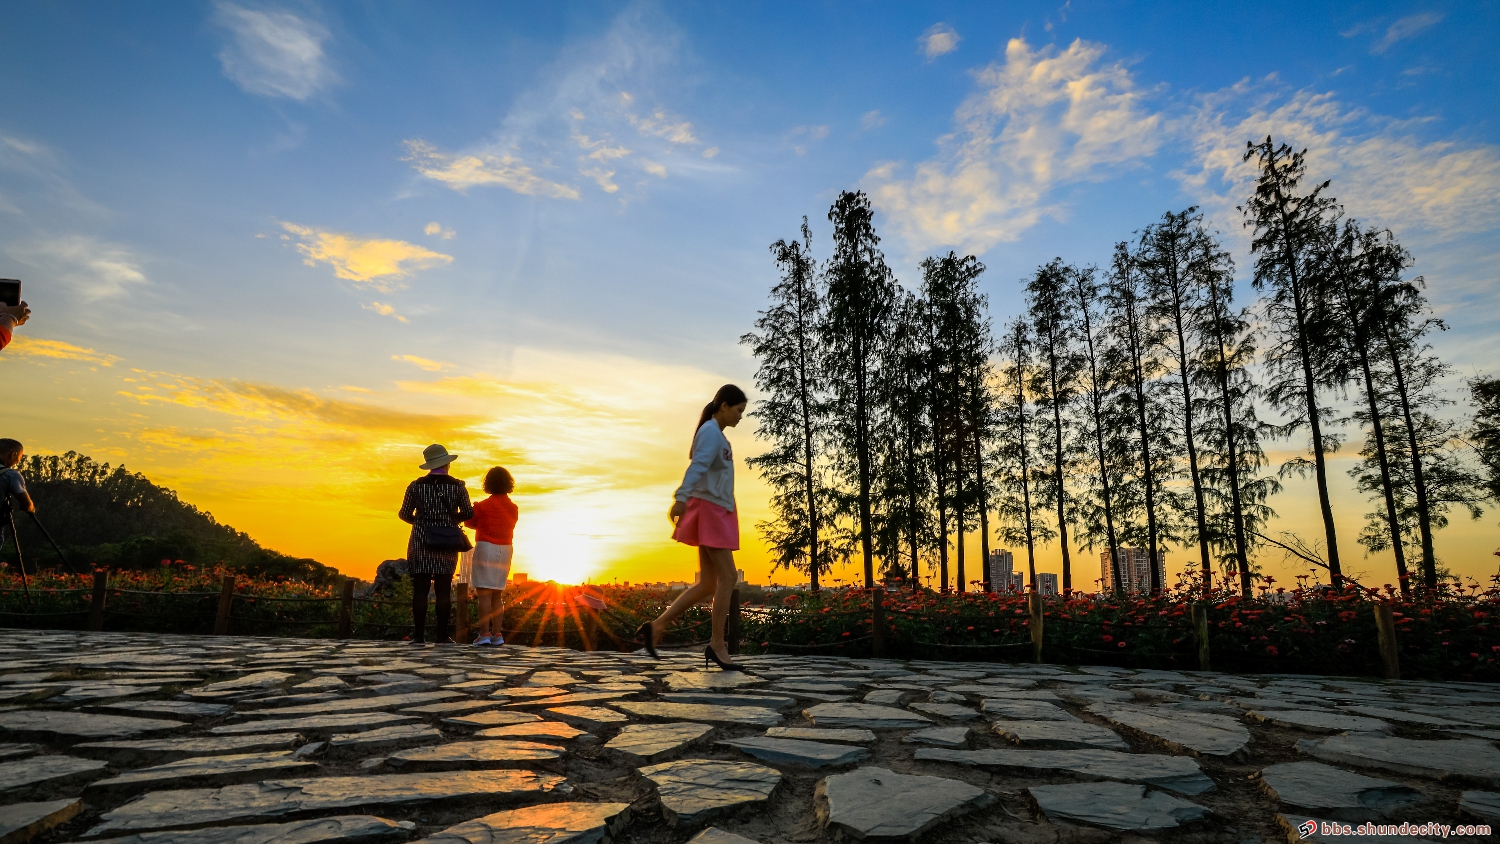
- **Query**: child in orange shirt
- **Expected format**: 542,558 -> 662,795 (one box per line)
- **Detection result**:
464,467 -> 518,645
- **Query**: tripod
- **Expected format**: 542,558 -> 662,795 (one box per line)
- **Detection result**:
1,500 -> 82,606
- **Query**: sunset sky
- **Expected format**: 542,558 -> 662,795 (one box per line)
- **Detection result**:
3,2 -> 1498,589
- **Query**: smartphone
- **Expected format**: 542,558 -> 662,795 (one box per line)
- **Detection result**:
0,280 -> 18,307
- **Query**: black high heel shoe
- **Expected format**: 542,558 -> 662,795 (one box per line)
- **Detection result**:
704,645 -> 742,672
636,622 -> 659,659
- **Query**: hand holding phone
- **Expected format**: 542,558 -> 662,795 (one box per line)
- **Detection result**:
0,280 -> 18,307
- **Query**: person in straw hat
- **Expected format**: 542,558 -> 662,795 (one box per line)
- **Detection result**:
398,444 -> 474,644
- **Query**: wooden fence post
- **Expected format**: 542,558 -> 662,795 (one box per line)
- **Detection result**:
1191,603 -> 1211,672
1028,592 -> 1045,663
727,589 -> 741,655
1373,603 -> 1401,680
454,582 -> 469,644
88,570 -> 108,632
213,574 -> 235,636
871,587 -> 886,658
337,578 -> 354,640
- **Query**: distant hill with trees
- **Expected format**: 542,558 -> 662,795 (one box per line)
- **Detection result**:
2,451 -> 342,585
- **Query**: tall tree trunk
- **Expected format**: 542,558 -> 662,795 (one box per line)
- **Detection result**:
1381,323 -> 1436,590
904,427 -> 921,591
931,372 -> 950,593
953,374 -> 967,593
1275,197 -> 1342,585
855,355 -> 874,588
1212,327 -> 1253,598
1356,346 -> 1410,596
974,419 -> 992,592
1167,286 -> 1212,598
1015,372 -> 1039,590
1127,321 -> 1162,595
797,299 -> 821,593
1046,347 -> 1073,594
1079,298 -> 1123,594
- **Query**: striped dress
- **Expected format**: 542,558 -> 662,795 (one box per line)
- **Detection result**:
399,474 -> 475,576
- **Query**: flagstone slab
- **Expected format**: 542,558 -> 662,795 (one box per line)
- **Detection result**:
604,722 -> 713,763
212,712 -> 417,737
74,734 -> 303,765
185,671 -> 292,697
242,690 -> 461,717
1460,791 -> 1500,823
0,743 -> 38,761
413,801 -> 630,844
89,751 -> 318,794
816,765 -> 992,839
1297,735 -> 1500,786
0,754 -> 107,795
546,706 -> 630,730
803,703 -> 931,730
476,721 -> 586,742
327,724 -> 444,758
86,769 -> 570,836
1258,761 -> 1423,820
1,710 -> 186,742
915,748 -> 1216,795
97,815 -> 417,844
91,700 -> 231,719
979,698 -> 1072,721
291,675 -> 347,691
1249,709 -> 1390,734
443,710 -> 542,729
861,689 -> 905,706
523,671 -> 581,687
387,740 -> 564,771
1029,781 -> 1210,832
1088,703 -> 1250,757
764,727 -> 876,744
0,798 -> 82,844
505,691 -> 632,708
617,701 -> 781,727
639,759 -> 782,824
687,827 -> 759,844
991,718 -> 1129,750
721,736 -> 869,768
907,702 -> 980,721
662,692 -> 798,710
903,727 -> 970,748
401,700 -> 500,715
1341,705 -> 1471,727
662,672 -> 767,692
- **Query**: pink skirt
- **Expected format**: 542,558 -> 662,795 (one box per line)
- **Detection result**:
672,497 -> 739,550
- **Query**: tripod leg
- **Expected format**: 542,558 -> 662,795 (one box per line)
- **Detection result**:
28,512 -> 81,575
6,512 -> 29,605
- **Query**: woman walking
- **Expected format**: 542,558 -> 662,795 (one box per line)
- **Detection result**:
464,466 -> 518,645
640,384 -> 748,670
399,444 -> 474,644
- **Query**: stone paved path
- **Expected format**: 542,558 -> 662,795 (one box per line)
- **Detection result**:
0,630 -> 1496,843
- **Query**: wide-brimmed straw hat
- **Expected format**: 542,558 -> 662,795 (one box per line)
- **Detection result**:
420,444 -> 457,470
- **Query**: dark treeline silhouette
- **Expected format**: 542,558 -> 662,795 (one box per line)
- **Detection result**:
747,139 -> 1492,598
3,451 -> 341,584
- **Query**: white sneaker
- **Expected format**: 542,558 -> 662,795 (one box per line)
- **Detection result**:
472,635 -> 492,646
489,635 -> 504,646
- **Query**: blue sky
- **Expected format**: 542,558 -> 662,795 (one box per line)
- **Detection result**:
3,1 -> 1497,585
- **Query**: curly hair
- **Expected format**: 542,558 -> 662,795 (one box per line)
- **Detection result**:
483,466 -> 514,495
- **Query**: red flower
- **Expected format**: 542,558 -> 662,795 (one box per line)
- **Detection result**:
1117,641 -> 1127,648
1102,634 -> 1113,643
1266,645 -> 1279,656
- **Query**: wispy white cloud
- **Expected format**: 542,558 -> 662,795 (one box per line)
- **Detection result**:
1372,13 -> 1444,54
868,38 -> 1163,254
920,23 -> 961,60
861,110 -> 887,130
402,5 -> 713,200
1179,82 -> 1500,241
392,354 -> 451,371
401,140 -> 580,199
211,2 -> 337,100
281,222 -> 453,290
362,301 -> 409,323
423,222 -> 456,240
7,235 -> 149,300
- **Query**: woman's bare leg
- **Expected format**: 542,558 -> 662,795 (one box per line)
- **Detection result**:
650,548 -> 717,645
706,547 -> 737,663
475,589 -> 496,637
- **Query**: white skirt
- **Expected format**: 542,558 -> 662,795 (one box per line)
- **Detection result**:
466,541 -> 513,591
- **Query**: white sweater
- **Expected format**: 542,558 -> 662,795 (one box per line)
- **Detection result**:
674,419 -> 736,512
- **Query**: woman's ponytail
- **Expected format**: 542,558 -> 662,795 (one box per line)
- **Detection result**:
692,384 -> 748,453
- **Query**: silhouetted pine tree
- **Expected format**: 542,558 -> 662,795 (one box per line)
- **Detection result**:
1471,377 -> 1500,505
1139,208 -> 1219,597
873,290 -> 936,590
1068,265 -> 1125,593
823,190 -> 898,588
742,218 -> 839,589
1242,138 -> 1348,586
1026,259 -> 1084,594
1190,229 -> 1278,598
995,318 -> 1052,590
1105,242 -> 1175,594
